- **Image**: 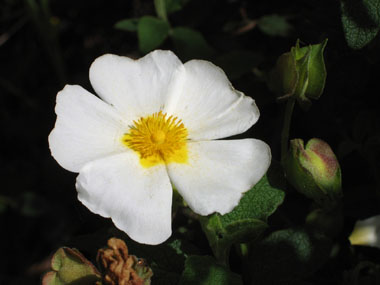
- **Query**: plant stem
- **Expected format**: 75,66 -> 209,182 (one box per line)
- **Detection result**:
281,98 -> 295,163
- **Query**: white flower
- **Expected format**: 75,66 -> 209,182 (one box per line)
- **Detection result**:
48,50 -> 271,245
349,215 -> 380,248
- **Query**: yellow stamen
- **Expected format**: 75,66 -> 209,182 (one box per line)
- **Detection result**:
122,111 -> 188,168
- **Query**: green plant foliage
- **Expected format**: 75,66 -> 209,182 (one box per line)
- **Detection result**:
138,16 -> 170,54
200,161 -> 285,263
248,228 -> 332,284
171,27 -> 214,60
341,0 -> 380,49
114,18 -> 139,32
155,0 -> 189,21
126,238 -> 198,285
179,255 -> 243,285
257,14 -> 293,37
214,50 -> 262,80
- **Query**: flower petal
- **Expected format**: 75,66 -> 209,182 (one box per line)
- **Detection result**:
76,152 -> 173,245
167,139 -> 271,215
164,60 -> 260,140
89,50 -> 183,119
48,85 -> 127,173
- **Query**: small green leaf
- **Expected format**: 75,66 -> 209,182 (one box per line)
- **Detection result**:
341,0 -> 380,49
257,14 -> 293,37
180,255 -> 243,285
154,0 -> 168,21
214,50 -> 262,80
155,0 -> 189,21
138,16 -> 170,54
114,18 -> 139,32
200,161 -> 285,263
248,228 -> 332,284
170,27 -> 214,60
166,0 -> 189,14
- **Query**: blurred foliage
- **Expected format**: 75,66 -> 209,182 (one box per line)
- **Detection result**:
341,0 -> 380,49
1,0 -> 380,284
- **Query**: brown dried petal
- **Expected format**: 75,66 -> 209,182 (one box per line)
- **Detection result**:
97,238 -> 146,285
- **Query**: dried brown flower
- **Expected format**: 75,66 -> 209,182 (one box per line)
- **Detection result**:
97,238 -> 152,285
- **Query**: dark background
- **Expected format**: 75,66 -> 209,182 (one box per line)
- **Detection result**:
1,0 -> 380,283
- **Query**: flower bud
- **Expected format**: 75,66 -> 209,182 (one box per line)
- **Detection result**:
42,247 -> 101,285
270,39 -> 328,110
283,138 -> 342,209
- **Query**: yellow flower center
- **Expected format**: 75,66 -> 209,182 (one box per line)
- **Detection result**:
122,111 -> 188,168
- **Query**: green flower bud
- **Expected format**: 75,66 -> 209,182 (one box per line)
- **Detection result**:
284,138 -> 342,210
270,39 -> 328,110
42,247 -> 101,285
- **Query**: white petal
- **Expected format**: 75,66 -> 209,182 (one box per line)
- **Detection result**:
76,152 -> 173,245
48,85 -> 127,173
167,139 -> 271,215
90,50 -> 183,119
164,60 -> 260,140
349,215 -> 380,248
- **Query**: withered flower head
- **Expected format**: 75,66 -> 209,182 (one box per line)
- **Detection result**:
97,238 -> 152,285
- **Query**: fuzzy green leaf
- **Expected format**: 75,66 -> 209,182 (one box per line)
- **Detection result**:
200,161 -> 285,263
341,0 -> 380,49
138,16 -> 170,54
180,255 -> 242,285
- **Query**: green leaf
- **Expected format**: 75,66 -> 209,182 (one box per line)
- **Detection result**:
155,0 -> 189,20
166,0 -> 189,14
170,27 -> 214,60
341,0 -> 380,49
126,238 -> 199,285
138,16 -> 170,54
200,161 -> 285,263
214,50 -> 262,80
257,14 -> 293,37
248,228 -> 332,284
154,0 -> 168,21
180,255 -> 243,285
114,18 -> 139,32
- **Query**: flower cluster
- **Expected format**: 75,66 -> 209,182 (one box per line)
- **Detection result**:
49,50 -> 271,244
